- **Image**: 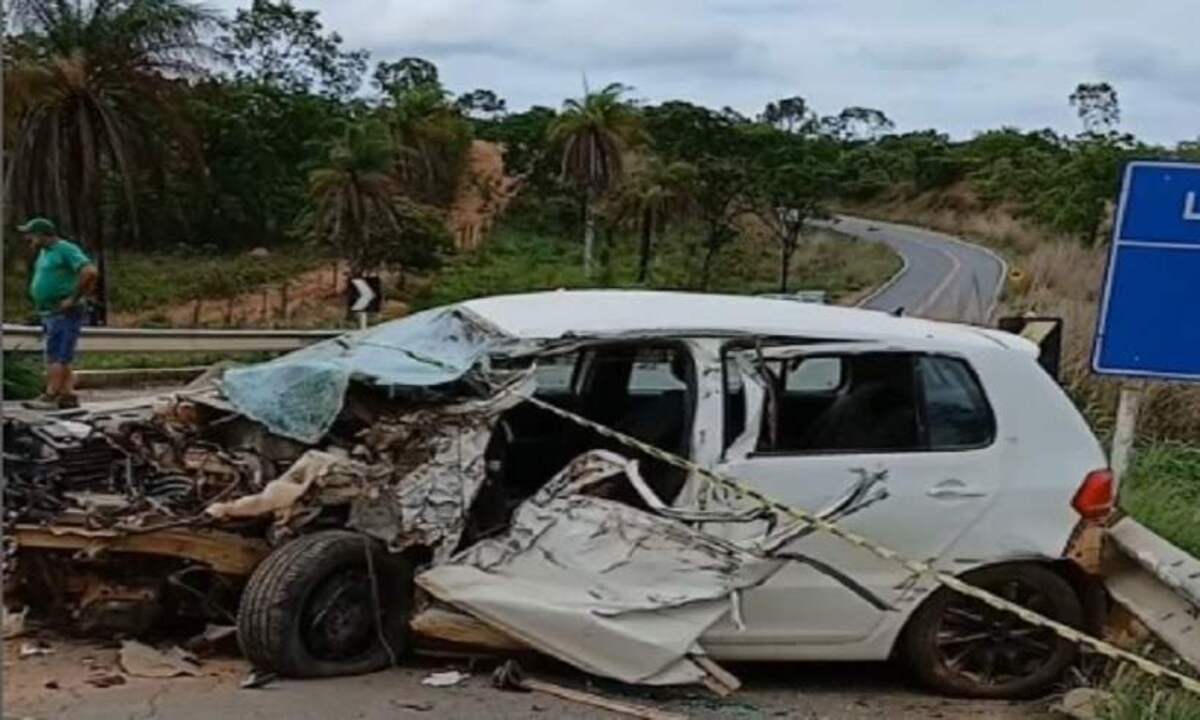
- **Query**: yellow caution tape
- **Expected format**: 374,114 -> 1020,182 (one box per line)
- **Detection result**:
519,393 -> 1200,696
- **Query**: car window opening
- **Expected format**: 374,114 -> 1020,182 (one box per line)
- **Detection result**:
731,351 -> 995,455
469,343 -> 695,544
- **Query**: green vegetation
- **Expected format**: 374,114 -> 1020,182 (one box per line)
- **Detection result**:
3,3 -> 1163,325
75,351 -> 275,370
3,353 -> 44,400
1121,443 -> 1200,558
4,248 -> 324,322
415,224 -> 899,310
1099,669 -> 1200,720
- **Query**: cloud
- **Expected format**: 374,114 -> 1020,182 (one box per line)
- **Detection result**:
208,0 -> 1200,143
854,43 -> 969,73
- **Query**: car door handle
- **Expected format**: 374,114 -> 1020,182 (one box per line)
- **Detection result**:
927,479 -> 987,499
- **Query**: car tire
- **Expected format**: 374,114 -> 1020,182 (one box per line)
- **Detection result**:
901,563 -> 1082,699
238,530 -> 413,678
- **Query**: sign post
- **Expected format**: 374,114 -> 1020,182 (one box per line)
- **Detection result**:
1093,161 -> 1200,480
347,276 -> 381,330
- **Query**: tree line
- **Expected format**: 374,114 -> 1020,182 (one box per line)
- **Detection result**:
4,0 -> 1192,315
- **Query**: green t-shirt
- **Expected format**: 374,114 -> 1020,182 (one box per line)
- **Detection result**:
30,239 -> 91,313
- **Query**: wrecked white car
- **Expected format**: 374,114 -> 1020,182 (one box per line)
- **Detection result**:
3,290 -> 1112,698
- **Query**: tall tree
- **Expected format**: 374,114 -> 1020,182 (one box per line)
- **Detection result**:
548,82 -> 644,274
455,88 -> 507,119
299,120 -> 437,275
373,57 -> 439,96
5,0 -> 219,318
221,0 -> 368,98
760,96 -> 814,134
385,83 -> 473,205
820,106 -> 895,142
615,156 -> 697,283
750,147 -> 838,292
1069,82 -> 1120,134
691,157 -> 751,290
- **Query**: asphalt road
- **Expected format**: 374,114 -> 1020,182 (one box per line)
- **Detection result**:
828,215 -> 1007,322
5,638 -> 1053,720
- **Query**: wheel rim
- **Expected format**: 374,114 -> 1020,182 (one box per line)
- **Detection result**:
302,567 -> 376,661
933,578 -> 1061,688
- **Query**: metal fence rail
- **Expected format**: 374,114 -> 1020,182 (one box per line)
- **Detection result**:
1,324 -> 341,354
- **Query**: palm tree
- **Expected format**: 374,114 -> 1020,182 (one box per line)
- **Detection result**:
548,82 -> 643,274
385,84 -> 473,205
300,120 -> 409,276
4,0 -> 218,317
619,157 -> 697,283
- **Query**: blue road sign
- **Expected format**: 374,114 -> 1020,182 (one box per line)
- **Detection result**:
1094,161 -> 1200,380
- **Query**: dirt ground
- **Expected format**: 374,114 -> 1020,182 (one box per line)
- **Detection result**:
4,634 -> 1058,720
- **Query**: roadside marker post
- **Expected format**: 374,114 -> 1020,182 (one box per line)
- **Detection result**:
1093,161 -> 1200,479
348,276 -> 382,331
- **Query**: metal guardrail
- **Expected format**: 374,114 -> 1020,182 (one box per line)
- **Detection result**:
1105,517 -> 1200,673
1,324 -> 341,354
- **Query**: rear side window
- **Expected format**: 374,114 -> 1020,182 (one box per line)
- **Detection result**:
749,352 -> 994,454
762,353 -> 921,453
918,356 -> 994,449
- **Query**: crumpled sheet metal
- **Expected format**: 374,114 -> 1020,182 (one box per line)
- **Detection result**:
205,377 -> 531,563
352,382 -> 529,563
219,308 -> 506,443
418,451 -> 782,686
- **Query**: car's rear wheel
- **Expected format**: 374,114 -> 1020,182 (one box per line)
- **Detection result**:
238,530 -> 413,678
901,563 -> 1082,698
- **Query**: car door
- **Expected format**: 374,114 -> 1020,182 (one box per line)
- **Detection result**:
705,346 -> 1002,649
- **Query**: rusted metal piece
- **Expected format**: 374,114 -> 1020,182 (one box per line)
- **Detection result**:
10,525 -> 270,576
1065,521 -> 1106,575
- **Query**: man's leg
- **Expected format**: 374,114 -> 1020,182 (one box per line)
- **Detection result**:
55,309 -> 83,407
45,362 -> 66,396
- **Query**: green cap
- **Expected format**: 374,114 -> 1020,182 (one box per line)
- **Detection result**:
17,217 -> 56,234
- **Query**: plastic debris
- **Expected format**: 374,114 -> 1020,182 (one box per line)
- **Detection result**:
421,670 -> 470,687
118,640 -> 201,678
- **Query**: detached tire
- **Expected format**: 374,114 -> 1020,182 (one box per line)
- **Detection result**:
901,563 -> 1082,699
238,530 -> 413,678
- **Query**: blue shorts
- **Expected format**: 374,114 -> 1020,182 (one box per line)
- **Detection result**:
43,308 -> 84,364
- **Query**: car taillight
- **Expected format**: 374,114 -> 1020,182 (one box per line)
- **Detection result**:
1072,469 -> 1115,520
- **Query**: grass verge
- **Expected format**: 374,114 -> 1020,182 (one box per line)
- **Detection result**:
1098,668 -> 1200,719
1120,442 -> 1200,558
415,224 -> 900,310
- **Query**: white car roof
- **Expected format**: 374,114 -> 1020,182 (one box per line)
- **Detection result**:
461,290 -> 1034,352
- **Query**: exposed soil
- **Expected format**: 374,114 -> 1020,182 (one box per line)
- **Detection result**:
448,140 -> 521,252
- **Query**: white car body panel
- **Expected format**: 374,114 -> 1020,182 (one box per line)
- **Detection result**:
467,291 -> 1108,663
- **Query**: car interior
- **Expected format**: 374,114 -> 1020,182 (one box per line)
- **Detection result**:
465,342 -> 696,543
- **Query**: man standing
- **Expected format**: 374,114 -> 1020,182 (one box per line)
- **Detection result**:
21,217 -> 98,409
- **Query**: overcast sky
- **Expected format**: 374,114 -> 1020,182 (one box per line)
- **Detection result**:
212,0 -> 1198,144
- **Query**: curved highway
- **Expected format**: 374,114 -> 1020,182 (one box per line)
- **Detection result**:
824,216 -> 1007,322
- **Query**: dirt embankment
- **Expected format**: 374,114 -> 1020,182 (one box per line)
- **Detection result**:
449,140 -> 521,252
